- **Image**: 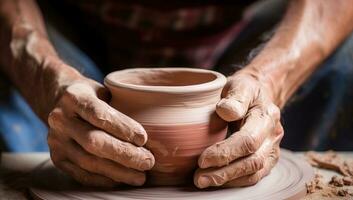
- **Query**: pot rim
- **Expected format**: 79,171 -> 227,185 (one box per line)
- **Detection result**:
104,68 -> 227,94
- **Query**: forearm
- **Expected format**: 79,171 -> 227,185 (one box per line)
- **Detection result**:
0,0 -> 83,121
240,0 -> 353,108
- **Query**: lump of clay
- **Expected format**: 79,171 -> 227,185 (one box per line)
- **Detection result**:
304,151 -> 353,199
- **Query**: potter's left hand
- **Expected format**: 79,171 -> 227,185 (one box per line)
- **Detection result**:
194,70 -> 284,188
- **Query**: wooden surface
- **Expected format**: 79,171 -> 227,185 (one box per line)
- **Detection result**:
0,151 -> 352,200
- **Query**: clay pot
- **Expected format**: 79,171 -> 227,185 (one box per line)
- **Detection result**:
104,68 -> 228,186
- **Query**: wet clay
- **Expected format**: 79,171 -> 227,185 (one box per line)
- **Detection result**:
305,174 -> 353,199
306,151 -> 353,177
304,151 -> 353,199
104,68 -> 228,185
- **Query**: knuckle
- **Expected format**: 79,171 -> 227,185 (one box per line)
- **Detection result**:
250,106 -> 266,120
273,153 -> 280,164
267,103 -> 280,122
257,105 -> 278,132
277,126 -> 284,139
273,123 -> 284,140
48,108 -> 64,128
242,134 -> 259,154
85,132 -> 103,153
249,156 -> 264,171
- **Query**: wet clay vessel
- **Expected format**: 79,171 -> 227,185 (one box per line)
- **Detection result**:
104,68 -> 228,185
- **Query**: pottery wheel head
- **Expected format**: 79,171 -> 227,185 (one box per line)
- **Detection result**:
30,149 -> 314,200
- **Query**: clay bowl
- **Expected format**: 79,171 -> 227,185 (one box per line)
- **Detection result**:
104,68 -> 228,186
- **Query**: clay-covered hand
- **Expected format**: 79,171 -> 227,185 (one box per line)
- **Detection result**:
194,70 -> 284,188
47,77 -> 155,187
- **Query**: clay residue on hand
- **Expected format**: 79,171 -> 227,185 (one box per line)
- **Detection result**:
303,151 -> 353,199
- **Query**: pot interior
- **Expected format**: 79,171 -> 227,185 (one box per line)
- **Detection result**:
112,69 -> 217,87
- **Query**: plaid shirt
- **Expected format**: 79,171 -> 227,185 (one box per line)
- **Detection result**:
62,0 -> 253,69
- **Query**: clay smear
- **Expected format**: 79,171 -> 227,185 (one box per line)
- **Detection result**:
304,151 -> 353,199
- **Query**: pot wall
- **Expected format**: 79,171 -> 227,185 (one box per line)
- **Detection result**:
105,69 -> 227,185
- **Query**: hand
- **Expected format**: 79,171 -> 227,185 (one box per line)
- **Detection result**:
47,77 -> 155,187
194,70 -> 284,188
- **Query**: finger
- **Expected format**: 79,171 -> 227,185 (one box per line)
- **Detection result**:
50,112 -> 154,171
76,98 -> 148,146
273,121 -> 284,144
224,170 -> 266,187
61,83 -> 147,146
194,153 -> 264,189
216,76 -> 258,122
199,103 -> 279,168
276,119 -> 284,134
48,131 -> 67,165
57,160 -> 117,188
48,130 -> 118,187
224,146 -> 280,187
194,139 -> 273,189
48,108 -> 71,141
64,139 -> 146,186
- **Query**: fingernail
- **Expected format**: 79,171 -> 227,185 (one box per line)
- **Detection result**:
133,133 -> 147,146
216,99 -> 242,122
198,176 -> 210,188
140,161 -> 151,171
140,156 -> 155,170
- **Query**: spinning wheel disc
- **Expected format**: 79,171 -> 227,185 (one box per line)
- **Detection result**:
30,149 -> 313,200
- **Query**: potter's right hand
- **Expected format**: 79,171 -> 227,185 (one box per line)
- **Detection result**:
47,79 -> 155,187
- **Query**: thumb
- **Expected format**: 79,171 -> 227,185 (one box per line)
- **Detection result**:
216,76 -> 257,122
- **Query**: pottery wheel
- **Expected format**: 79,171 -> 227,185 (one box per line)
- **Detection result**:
29,149 -> 314,200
